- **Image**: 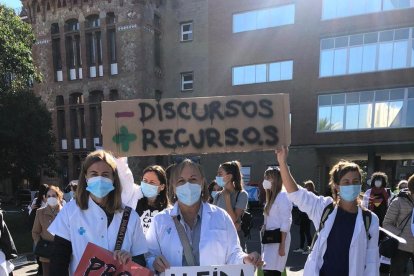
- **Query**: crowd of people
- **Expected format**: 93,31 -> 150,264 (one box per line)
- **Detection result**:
0,147 -> 413,276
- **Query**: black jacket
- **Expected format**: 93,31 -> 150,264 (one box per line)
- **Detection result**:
0,212 -> 18,260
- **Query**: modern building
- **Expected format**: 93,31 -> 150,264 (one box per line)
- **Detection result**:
25,0 -> 414,191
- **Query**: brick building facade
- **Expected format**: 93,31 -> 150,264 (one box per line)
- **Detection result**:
25,0 -> 414,191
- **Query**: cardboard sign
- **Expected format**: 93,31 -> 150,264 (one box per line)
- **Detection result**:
163,264 -> 254,276
102,94 -> 290,157
74,242 -> 153,276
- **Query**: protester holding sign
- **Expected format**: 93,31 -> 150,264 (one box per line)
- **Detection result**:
136,165 -> 171,235
146,159 -> 262,273
48,150 -> 148,275
275,146 -> 380,276
213,161 -> 249,250
261,167 -> 292,276
382,174 -> 414,275
32,185 -> 64,276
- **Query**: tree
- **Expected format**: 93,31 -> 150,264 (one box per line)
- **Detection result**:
0,90 -> 56,187
0,5 -> 41,93
0,5 -> 53,187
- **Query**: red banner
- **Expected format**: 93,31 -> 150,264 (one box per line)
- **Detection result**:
74,242 -> 153,276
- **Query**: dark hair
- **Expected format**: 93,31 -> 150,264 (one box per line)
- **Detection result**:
219,160 -> 243,191
76,150 -> 122,213
35,184 -> 49,207
139,165 -> 170,210
370,172 -> 388,188
329,160 -> 362,202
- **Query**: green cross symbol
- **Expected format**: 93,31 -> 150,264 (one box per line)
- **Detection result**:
112,126 -> 137,152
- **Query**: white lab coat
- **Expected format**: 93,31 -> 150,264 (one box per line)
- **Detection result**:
48,197 -> 148,274
287,187 -> 380,276
116,157 -> 143,208
262,191 -> 292,271
146,202 -> 247,270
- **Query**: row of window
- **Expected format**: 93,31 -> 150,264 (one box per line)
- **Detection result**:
51,13 -> 117,82
232,61 -> 293,86
320,27 -> 414,77
322,0 -> 414,20
318,87 -> 414,131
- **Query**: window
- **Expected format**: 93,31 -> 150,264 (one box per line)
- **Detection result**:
181,72 -> 193,91
320,27 -> 414,77
233,4 -> 295,33
51,23 -> 62,81
322,0 -> 413,20
107,13 -> 117,75
65,19 -> 82,80
233,60 -> 293,85
86,15 -> 102,78
181,22 -> 193,42
317,87 -> 414,132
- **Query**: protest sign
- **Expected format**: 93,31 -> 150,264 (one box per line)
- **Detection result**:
163,264 -> 254,276
74,242 -> 153,276
140,209 -> 159,234
102,94 -> 290,157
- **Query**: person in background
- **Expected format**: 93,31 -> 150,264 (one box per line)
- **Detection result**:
393,179 -> 409,195
136,165 -> 171,235
213,161 -> 249,251
293,180 -> 318,254
28,183 -> 48,275
0,211 -> 17,276
48,150 -> 148,275
208,180 -> 222,203
32,185 -> 64,276
261,167 -> 292,276
362,172 -> 393,226
146,159 -> 262,273
383,174 -> 414,276
63,180 -> 78,203
276,146 -> 379,276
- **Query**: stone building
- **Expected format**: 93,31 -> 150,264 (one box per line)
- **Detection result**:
25,0 -> 414,191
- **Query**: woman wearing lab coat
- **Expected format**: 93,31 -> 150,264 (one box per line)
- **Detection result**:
146,159 -> 262,273
276,146 -> 380,276
261,167 -> 292,275
48,150 -> 148,275
136,165 -> 171,235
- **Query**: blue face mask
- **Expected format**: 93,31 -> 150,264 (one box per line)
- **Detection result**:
215,176 -> 225,188
86,176 -> 114,199
176,182 -> 201,206
141,181 -> 159,198
339,184 -> 361,202
211,191 -> 219,199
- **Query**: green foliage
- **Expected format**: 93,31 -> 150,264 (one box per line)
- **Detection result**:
0,90 -> 56,184
0,5 -> 41,92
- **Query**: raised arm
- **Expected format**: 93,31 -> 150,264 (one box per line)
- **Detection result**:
275,146 -> 299,193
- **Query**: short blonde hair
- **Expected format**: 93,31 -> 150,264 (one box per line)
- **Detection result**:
168,159 -> 209,203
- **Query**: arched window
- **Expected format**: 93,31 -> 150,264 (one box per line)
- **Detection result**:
89,90 -> 104,103
69,92 -> 84,104
109,89 -> 119,101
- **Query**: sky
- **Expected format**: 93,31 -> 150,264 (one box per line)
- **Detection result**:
0,0 -> 22,10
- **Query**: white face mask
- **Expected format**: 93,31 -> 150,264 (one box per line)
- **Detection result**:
262,180 -> 272,190
374,180 -> 382,188
47,197 -> 59,206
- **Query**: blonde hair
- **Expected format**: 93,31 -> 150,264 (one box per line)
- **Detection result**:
263,168 -> 282,216
76,150 -> 122,213
168,159 -> 209,203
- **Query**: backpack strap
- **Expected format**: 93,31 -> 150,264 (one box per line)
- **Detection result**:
310,203 -> 334,250
362,209 -> 372,240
